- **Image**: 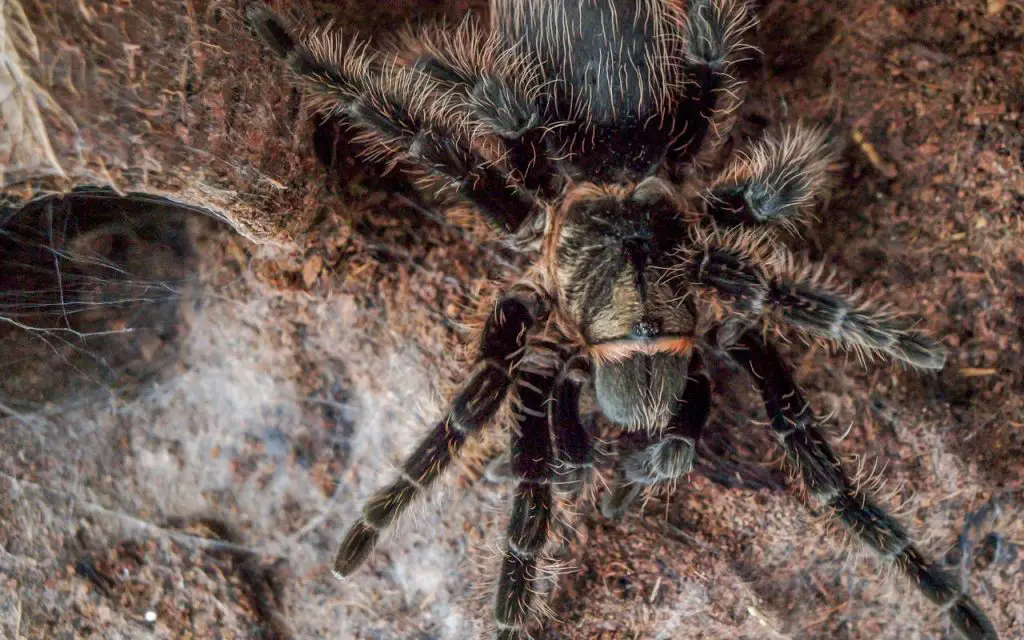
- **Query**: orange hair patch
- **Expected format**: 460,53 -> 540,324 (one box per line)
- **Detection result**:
588,336 -> 693,365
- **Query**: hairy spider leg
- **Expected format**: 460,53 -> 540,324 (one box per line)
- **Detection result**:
495,351 -> 560,639
676,229 -> 947,369
485,355 -> 600,494
393,19 -> 558,197
549,357 -> 598,496
670,0 -> 756,168
246,3 -> 539,234
706,125 -> 837,230
333,286 -> 549,577
729,332 -> 998,640
602,352 -> 713,519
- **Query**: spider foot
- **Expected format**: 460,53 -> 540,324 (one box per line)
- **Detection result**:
601,435 -> 697,519
620,435 -> 697,485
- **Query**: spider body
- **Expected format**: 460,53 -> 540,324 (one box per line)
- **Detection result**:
246,1 -> 997,638
551,180 -> 695,427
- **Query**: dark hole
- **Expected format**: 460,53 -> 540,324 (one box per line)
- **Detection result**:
0,190 -> 202,407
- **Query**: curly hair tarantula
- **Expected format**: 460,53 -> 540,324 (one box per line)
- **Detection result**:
246,1 -> 997,637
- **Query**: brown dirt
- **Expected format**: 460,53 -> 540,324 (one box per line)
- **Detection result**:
2,1 -> 1022,639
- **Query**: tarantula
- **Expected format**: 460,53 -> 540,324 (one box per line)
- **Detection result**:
246,1 -> 997,638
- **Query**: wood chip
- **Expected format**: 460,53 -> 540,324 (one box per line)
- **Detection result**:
973,103 -> 1007,118
959,368 -> 998,377
852,130 -> 897,178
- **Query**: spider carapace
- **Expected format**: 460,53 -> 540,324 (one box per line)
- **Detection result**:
246,0 -> 998,637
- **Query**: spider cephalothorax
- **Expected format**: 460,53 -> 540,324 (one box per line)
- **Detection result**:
246,1 -> 997,638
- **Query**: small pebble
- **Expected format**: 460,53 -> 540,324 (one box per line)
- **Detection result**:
145,611 -> 157,623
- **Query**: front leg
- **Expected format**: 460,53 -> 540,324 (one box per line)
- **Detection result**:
674,228 -> 947,369
602,352 -> 712,519
333,284 -> 548,578
728,331 -> 997,640
494,347 -> 562,640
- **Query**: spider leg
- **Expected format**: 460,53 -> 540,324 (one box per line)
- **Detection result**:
479,353 -> 594,639
495,348 -> 561,640
245,3 -> 540,235
333,285 -> 549,577
550,356 -> 600,496
602,352 -> 712,519
670,0 -> 757,168
705,125 -> 837,231
728,331 -> 998,640
393,20 -> 558,197
484,356 -> 597,486
676,230 -> 947,369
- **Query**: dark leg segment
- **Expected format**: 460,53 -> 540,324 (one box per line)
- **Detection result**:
675,231 -> 947,369
549,357 -> 598,495
333,286 -> 548,578
495,356 -> 559,639
394,21 -> 558,197
728,332 -> 997,640
602,353 -> 713,519
246,3 -> 539,235
487,357 -> 597,492
670,0 -> 755,167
